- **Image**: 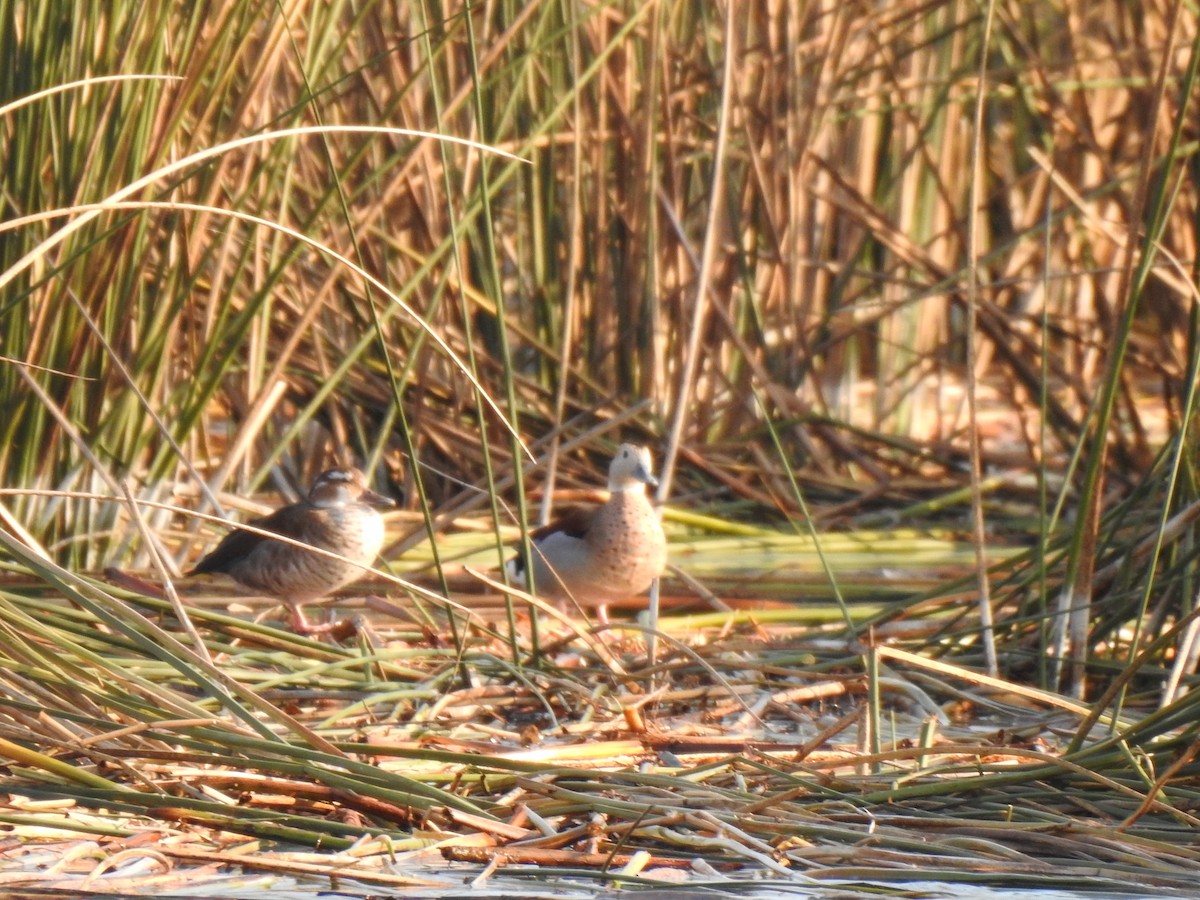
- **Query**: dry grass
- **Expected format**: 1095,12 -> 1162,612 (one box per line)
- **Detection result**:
4,0 -> 1200,893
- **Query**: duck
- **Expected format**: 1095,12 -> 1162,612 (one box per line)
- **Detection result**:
190,466 -> 395,634
508,443 -> 667,621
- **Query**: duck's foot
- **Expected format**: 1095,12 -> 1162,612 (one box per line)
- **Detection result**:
287,606 -> 360,642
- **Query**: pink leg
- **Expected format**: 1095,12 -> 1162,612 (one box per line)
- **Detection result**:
287,603 -> 358,640
287,603 -> 318,633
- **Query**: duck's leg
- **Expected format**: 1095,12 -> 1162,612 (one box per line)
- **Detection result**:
285,601 -> 355,639
287,602 -> 318,634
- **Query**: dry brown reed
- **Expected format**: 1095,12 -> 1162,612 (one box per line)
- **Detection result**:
4,0 -> 1200,891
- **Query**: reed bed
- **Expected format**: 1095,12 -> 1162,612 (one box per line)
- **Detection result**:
3,0 -> 1200,894
3,563 -> 1200,895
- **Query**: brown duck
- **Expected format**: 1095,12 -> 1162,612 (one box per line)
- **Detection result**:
508,444 -> 667,620
190,467 -> 395,633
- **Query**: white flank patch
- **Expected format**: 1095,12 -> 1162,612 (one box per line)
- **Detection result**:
359,510 -> 386,560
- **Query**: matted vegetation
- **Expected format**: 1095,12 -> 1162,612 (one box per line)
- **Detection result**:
3,0 -> 1200,894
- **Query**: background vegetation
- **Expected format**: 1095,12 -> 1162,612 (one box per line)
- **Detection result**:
4,0 -> 1200,892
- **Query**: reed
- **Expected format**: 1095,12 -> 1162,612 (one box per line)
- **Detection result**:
3,0 -> 1200,891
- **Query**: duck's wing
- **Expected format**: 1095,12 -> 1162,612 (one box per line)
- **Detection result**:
507,506 -> 596,579
528,506 -> 595,542
188,503 -> 309,576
